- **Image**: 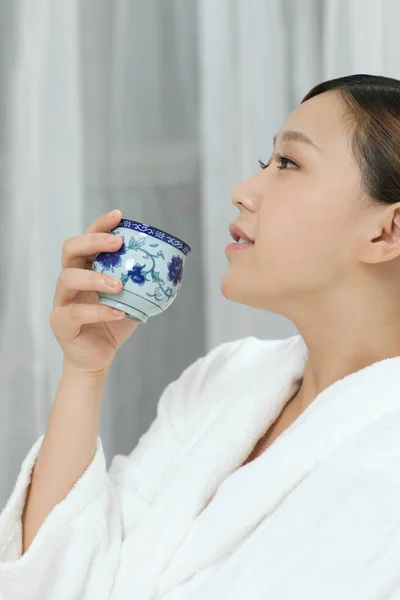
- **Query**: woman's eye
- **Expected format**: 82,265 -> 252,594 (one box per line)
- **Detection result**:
258,155 -> 299,171
276,154 -> 299,170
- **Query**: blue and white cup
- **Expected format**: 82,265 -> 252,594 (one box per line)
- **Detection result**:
92,218 -> 191,323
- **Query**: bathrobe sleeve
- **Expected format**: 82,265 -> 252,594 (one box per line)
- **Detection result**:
0,337 -> 249,600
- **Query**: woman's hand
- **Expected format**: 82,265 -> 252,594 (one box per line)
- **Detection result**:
49,209 -> 140,375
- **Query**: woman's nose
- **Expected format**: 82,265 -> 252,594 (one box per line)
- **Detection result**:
231,179 -> 260,212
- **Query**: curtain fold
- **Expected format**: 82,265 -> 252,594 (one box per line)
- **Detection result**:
198,0 -> 302,349
0,0 -> 84,506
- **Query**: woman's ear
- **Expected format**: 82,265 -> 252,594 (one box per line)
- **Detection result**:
356,205 -> 400,264
394,208 -> 400,232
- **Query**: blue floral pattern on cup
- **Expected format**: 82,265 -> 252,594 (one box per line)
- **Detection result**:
127,263 -> 147,286
167,255 -> 183,286
95,240 -> 127,271
95,230 -> 184,304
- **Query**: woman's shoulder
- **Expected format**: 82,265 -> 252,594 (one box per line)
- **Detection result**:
169,334 -> 299,436
187,333 -> 298,381
331,407 -> 400,469
191,334 -> 289,379
178,334 -> 294,397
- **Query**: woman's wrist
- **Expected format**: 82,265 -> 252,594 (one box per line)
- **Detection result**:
61,357 -> 111,382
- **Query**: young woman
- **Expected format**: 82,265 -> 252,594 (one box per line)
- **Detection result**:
1,73 -> 400,599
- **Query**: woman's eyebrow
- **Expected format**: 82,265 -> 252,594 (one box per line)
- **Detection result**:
273,130 -> 322,153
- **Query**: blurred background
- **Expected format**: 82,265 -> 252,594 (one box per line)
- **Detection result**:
1,0 -> 400,506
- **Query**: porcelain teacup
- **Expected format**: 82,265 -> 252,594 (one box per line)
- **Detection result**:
92,217 -> 191,322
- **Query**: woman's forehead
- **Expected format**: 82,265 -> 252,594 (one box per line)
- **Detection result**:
280,92 -> 351,154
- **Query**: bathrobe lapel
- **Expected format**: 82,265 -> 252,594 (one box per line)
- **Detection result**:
113,335 -> 400,600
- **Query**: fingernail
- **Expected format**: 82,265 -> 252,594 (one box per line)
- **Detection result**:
105,277 -> 120,287
108,209 -> 120,217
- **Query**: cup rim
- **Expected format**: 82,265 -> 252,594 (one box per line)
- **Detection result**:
116,217 -> 191,255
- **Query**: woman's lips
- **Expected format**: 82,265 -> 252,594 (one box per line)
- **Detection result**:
225,241 -> 254,254
229,223 -> 255,243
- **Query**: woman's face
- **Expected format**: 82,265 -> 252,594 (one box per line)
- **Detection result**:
221,91 -> 370,317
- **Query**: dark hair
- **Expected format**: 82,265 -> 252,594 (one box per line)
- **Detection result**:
302,74 -> 400,206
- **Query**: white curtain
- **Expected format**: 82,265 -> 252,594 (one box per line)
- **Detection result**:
2,0 -> 400,505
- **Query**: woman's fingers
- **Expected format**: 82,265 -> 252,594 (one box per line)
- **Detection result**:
53,268 -> 122,308
49,303 -> 126,342
61,209 -> 123,270
61,231 -> 123,270
85,209 -> 121,234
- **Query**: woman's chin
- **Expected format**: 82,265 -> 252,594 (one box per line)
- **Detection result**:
220,272 -> 248,302
221,271 -> 282,313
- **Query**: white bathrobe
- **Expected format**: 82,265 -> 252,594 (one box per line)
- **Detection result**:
1,333 -> 400,599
